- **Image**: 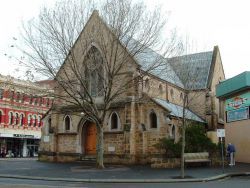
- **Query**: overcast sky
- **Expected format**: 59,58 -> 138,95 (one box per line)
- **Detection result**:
0,0 -> 249,79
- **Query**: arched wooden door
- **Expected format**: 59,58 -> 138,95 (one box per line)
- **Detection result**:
84,122 -> 97,155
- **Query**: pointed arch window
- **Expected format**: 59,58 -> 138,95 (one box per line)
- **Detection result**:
111,113 -> 118,129
84,47 -> 104,97
149,111 -> 157,128
109,112 -> 121,131
65,115 -> 71,131
170,125 -> 176,140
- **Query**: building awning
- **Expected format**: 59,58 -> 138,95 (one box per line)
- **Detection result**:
152,98 -> 205,123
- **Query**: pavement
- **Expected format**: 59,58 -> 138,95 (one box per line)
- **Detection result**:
0,157 -> 249,183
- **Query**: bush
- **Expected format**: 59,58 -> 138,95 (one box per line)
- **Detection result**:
154,138 -> 181,158
185,124 -> 217,153
154,124 -> 218,158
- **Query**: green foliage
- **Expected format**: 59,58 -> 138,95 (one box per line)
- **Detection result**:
154,124 -> 218,158
154,138 -> 181,158
185,124 -> 217,153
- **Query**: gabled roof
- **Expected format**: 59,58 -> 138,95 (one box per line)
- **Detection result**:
168,51 -> 214,90
152,98 -> 205,123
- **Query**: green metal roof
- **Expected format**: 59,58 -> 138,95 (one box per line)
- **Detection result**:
216,71 -> 250,98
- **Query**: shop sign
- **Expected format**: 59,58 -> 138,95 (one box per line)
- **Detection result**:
226,107 -> 249,122
225,92 -> 250,111
14,134 -> 35,138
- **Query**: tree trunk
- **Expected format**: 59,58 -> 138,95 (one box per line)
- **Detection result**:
96,125 -> 104,169
181,94 -> 187,178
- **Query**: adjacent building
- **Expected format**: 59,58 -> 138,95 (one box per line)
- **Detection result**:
216,71 -> 250,163
0,75 -> 53,157
39,11 -> 225,164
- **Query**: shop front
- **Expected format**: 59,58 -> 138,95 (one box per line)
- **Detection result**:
0,133 -> 40,157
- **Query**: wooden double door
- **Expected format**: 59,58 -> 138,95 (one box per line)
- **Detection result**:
84,122 -> 97,155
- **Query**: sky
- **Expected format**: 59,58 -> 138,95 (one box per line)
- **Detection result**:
0,0 -> 250,79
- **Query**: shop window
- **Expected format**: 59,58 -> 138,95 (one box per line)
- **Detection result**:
64,115 -> 71,131
149,111 -> 157,128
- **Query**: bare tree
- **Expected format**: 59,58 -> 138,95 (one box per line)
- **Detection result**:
18,0 -> 182,168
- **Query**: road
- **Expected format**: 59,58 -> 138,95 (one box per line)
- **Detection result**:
0,176 -> 250,188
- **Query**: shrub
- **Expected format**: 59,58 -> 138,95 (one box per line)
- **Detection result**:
154,138 -> 181,158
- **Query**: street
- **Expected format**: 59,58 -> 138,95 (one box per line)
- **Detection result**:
0,176 -> 250,188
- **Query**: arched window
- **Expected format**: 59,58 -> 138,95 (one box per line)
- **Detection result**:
9,112 -> 14,125
84,47 -> 104,97
20,114 -> 24,126
111,113 -> 118,130
170,125 -> 176,140
149,111 -> 157,128
64,115 -> 71,131
33,115 -> 37,126
15,113 -> 19,125
145,78 -> 150,91
0,111 -> 2,123
38,116 -> 42,127
159,84 -> 163,94
28,115 -> 32,126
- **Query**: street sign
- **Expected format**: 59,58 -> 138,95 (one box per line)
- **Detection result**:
217,129 -> 225,138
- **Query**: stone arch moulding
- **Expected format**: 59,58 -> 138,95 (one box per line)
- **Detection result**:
148,109 -> 159,130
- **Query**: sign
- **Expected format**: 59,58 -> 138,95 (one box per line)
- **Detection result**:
14,134 -> 34,138
217,129 -> 225,138
43,136 -> 50,142
226,107 -> 249,122
225,92 -> 250,111
108,146 -> 115,152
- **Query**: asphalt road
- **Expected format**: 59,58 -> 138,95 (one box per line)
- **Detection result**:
0,176 -> 250,188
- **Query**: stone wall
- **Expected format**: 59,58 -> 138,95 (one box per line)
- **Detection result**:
151,157 -> 180,168
57,134 -> 77,153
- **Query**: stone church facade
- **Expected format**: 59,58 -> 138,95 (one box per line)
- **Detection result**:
39,11 -> 225,164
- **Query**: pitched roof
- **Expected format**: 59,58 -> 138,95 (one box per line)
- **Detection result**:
168,51 -> 214,90
152,98 -> 205,123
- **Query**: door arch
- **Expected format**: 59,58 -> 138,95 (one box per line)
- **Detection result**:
83,121 -> 97,155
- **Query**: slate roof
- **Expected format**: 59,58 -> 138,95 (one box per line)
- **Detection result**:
152,98 -> 205,123
122,37 -> 213,90
168,51 -> 214,90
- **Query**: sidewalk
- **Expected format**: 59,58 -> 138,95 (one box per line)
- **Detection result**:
0,159 -> 249,183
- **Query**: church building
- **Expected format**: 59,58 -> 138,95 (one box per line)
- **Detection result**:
39,11 -> 225,164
